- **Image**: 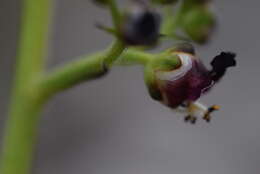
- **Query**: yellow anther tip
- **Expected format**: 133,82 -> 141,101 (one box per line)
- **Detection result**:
212,105 -> 220,110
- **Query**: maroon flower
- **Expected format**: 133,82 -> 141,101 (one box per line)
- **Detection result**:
154,44 -> 236,123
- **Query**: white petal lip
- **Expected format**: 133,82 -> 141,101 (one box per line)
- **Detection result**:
156,52 -> 194,81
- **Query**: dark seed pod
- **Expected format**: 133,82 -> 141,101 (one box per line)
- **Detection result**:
121,4 -> 161,46
151,0 -> 178,5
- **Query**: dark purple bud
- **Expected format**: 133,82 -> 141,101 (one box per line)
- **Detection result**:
121,4 -> 161,46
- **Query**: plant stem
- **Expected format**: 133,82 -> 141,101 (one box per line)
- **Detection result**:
115,49 -> 154,66
161,2 -> 185,37
38,44 -> 158,100
0,0 -> 127,173
108,0 -> 121,31
161,6 -> 176,35
0,0 -> 51,174
39,40 -> 126,99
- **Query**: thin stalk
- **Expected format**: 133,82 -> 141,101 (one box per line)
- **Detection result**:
161,2 -> 185,37
38,43 -> 157,100
0,0 -> 51,174
161,6 -> 177,35
39,40 -> 126,100
115,49 -> 153,66
108,0 -> 121,31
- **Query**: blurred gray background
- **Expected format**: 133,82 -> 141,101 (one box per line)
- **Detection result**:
0,0 -> 260,174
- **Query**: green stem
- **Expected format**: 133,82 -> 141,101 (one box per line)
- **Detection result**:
1,1 -> 126,173
115,48 -> 153,66
37,48 -> 159,100
108,0 -> 121,31
39,40 -> 126,99
161,2 -> 185,37
161,6 -> 176,35
0,0 -> 51,174
38,45 -> 156,100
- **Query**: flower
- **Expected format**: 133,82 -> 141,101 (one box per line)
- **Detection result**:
145,43 -> 236,123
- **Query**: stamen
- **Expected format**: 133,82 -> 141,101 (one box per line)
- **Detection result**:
208,105 -> 220,113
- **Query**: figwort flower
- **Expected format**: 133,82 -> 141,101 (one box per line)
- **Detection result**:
120,2 -> 161,46
145,43 -> 236,123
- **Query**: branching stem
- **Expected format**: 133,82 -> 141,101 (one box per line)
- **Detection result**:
0,1 -> 182,174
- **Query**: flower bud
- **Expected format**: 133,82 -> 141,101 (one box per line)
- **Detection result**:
181,7 -> 216,44
151,0 -> 178,5
120,4 -> 161,46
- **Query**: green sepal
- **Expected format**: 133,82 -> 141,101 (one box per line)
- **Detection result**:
143,52 -> 181,101
144,63 -> 162,101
